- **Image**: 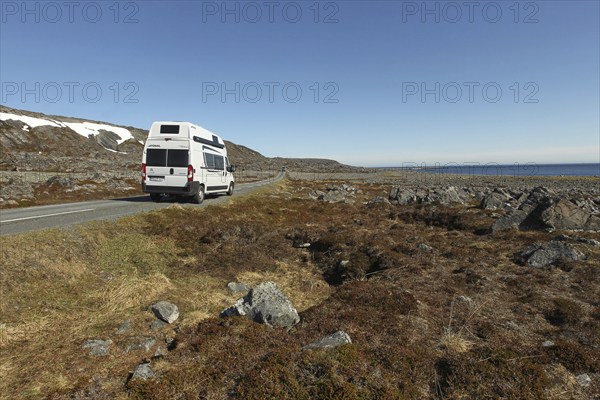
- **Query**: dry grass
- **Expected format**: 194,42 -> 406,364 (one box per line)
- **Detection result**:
1,178 -> 599,399
439,330 -> 472,353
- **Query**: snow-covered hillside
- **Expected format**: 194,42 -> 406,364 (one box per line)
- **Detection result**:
0,111 -> 134,146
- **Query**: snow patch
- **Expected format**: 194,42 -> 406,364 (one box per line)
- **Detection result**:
62,122 -> 133,144
106,148 -> 128,154
1,112 -> 62,128
22,125 -> 30,132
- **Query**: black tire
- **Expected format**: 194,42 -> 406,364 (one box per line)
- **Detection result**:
150,193 -> 161,203
226,183 -> 234,196
192,186 -> 205,204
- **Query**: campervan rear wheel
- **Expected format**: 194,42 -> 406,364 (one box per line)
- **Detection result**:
192,186 -> 205,204
150,193 -> 161,203
226,183 -> 234,196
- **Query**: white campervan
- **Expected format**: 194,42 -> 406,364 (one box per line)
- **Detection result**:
141,121 -> 235,203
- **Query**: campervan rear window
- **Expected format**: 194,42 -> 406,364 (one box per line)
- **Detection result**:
146,149 -> 167,166
167,150 -> 189,167
160,125 -> 180,134
146,149 -> 188,167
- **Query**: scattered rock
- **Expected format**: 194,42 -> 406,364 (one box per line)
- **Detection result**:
126,337 -> 156,353
542,340 -> 555,348
457,295 -> 473,304
153,347 -> 166,359
480,192 -> 509,210
426,186 -> 467,205
83,339 -> 112,356
492,187 -> 600,232
416,243 -> 433,252
130,363 -> 155,381
367,196 -> 390,205
389,186 -> 467,205
490,210 -> 529,232
293,242 -> 311,248
116,320 -> 131,334
226,282 -> 250,295
553,234 -> 572,241
46,176 -> 74,187
302,331 -> 352,351
220,281 -> 300,329
517,241 -> 586,268
525,198 -> 600,231
576,373 -> 591,388
576,237 -> 600,247
151,301 -> 179,324
308,190 -> 326,200
309,184 -> 356,203
150,319 -> 168,331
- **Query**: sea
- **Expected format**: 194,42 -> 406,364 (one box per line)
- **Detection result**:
378,163 -> 600,177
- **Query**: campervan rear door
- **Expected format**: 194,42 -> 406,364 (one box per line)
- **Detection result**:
145,139 -> 190,188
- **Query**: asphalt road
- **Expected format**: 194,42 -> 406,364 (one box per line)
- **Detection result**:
0,173 -> 283,236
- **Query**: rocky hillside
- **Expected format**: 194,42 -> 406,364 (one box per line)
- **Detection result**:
0,105 -> 361,173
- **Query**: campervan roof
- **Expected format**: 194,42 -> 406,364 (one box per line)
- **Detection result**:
148,121 -> 225,149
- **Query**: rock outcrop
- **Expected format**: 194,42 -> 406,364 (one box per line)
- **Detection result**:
516,241 -> 586,268
302,331 -> 352,351
151,301 -> 179,324
220,281 -> 300,329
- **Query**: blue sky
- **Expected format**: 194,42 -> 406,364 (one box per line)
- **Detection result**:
1,0 -> 599,166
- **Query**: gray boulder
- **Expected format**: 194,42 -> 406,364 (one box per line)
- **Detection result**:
367,196 -> 390,205
308,190 -> 326,200
126,337 -> 156,353
131,363 -> 155,381
322,190 -> 350,203
576,237 -> 600,247
116,320 -> 131,334
303,331 -> 352,351
83,339 -> 112,356
226,282 -> 249,295
518,241 -> 586,268
491,210 -> 529,232
46,176 -> 74,187
480,192 -> 509,210
491,187 -> 600,232
417,243 -> 433,252
220,281 -> 300,329
576,373 -> 591,388
151,301 -> 179,324
309,185 -> 355,203
389,187 -> 417,205
520,198 -> 600,231
520,187 -> 555,213
425,186 -> 466,205
150,319 -> 168,331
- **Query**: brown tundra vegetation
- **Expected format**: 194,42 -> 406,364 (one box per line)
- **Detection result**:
0,176 -> 598,399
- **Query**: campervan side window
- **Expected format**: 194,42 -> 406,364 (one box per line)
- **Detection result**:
160,125 -> 180,134
204,153 -> 215,169
167,150 -> 189,168
214,156 -> 224,170
146,149 -> 167,166
204,153 -> 224,170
